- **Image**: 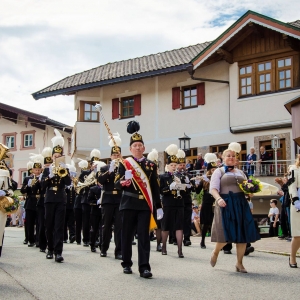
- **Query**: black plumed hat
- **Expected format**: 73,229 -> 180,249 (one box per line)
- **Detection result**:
127,121 -> 143,146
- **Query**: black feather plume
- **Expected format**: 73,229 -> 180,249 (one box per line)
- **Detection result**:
127,121 -> 140,134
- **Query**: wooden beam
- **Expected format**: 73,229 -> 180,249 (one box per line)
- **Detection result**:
216,48 -> 233,64
282,34 -> 300,51
226,26 -> 255,51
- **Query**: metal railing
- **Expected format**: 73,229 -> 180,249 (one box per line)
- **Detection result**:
188,160 -> 293,177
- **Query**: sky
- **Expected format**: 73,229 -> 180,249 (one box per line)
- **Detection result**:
1,0 -> 299,127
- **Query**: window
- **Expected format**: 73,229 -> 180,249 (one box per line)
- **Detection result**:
21,171 -> 28,182
121,98 -> 134,118
2,132 -> 17,151
172,83 -> 205,110
20,130 -> 35,150
277,57 -> 292,89
84,103 -> 99,121
239,56 -> 294,97
240,65 -> 252,96
112,94 -> 141,119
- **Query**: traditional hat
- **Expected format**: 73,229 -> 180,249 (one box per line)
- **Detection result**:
204,153 -> 218,171
51,129 -> 64,155
30,154 -> 44,169
228,142 -> 241,153
176,149 -> 186,164
93,161 -> 107,172
165,144 -> 178,164
27,161 -> 34,174
147,149 -> 158,165
78,158 -> 88,170
127,121 -> 143,146
108,132 -> 122,155
90,149 -> 101,163
42,147 -> 53,164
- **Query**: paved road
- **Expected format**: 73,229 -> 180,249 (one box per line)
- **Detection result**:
0,227 -> 299,300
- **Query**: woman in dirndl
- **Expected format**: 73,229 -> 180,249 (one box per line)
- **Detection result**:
209,143 -> 260,273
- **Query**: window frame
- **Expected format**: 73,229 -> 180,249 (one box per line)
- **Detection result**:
20,130 -> 36,150
2,132 -> 17,151
276,57 -> 293,90
256,60 -> 273,94
182,86 -> 198,109
83,102 -> 99,122
120,97 -> 135,119
239,65 -> 253,96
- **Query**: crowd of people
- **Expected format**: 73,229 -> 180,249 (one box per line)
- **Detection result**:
1,121 -> 300,275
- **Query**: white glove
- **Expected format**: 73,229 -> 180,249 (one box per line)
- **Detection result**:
28,179 -> 32,187
170,182 -> 177,190
186,184 -> 191,189
59,162 -> 66,168
109,160 -> 116,173
294,200 -> 300,210
157,208 -> 164,220
195,179 -> 200,185
49,165 -> 54,178
185,176 -> 190,183
97,199 -> 101,205
0,190 -> 5,197
125,170 -> 133,180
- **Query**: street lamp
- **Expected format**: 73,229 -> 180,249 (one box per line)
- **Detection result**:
178,133 -> 191,155
271,135 -> 280,176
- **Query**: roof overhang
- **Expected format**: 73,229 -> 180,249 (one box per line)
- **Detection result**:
192,10 -> 300,70
284,95 -> 300,114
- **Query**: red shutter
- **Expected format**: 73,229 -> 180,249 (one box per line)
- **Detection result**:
172,87 -> 180,110
133,94 -> 141,116
112,98 -> 119,119
197,83 -> 205,105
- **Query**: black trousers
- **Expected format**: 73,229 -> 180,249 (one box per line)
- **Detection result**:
25,209 -> 37,244
74,208 -> 82,244
183,206 -> 192,242
45,202 -> 66,255
82,204 -> 91,244
121,210 -> 151,273
269,222 -> 280,237
101,204 -> 122,255
90,214 -> 102,247
37,206 -> 47,251
64,209 -> 75,241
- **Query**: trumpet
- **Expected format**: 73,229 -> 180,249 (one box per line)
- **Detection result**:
51,164 -> 68,178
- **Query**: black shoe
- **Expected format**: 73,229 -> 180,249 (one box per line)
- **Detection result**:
132,241 -> 136,245
63,240 -> 68,244
95,241 -> 100,247
46,251 -> 53,259
123,267 -> 132,274
23,240 -> 28,245
224,250 -> 232,254
150,236 -> 157,241
28,243 -> 35,247
83,242 -> 89,247
178,252 -> 184,258
289,256 -> 298,268
173,241 -> 178,245
100,252 -> 107,257
156,244 -> 162,252
246,246 -> 254,254
77,242 -> 81,245
200,244 -> 206,249
91,247 -> 96,253
55,254 -> 64,263
40,249 -> 46,253
184,241 -> 191,246
278,235 -> 286,240
35,243 -> 39,247
140,270 -> 152,278
69,236 -> 76,244
168,240 -> 173,244
115,254 -> 122,260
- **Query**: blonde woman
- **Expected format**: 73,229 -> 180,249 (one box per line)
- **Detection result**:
287,155 -> 300,268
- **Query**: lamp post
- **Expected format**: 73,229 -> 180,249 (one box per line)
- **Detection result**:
271,135 -> 280,176
178,133 -> 191,155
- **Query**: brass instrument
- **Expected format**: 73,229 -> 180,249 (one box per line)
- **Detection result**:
31,175 -> 37,186
72,176 -> 78,188
75,171 -> 96,194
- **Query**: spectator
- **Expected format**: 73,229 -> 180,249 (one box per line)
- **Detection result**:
258,146 -> 272,175
18,196 -> 25,227
194,153 -> 205,171
191,206 -> 201,237
246,147 -> 257,176
268,199 -> 280,237
186,159 -> 193,172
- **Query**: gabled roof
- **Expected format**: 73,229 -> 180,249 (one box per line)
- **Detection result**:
192,10 -> 300,69
32,42 -> 210,100
0,102 -> 72,133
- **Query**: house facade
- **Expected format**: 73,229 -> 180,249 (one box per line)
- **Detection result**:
32,11 -> 300,179
0,103 -> 72,187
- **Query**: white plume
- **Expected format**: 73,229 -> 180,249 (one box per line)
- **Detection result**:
165,144 -> 178,156
27,161 -> 34,170
78,158 -> 88,169
147,149 -> 158,162
51,129 -> 64,147
42,147 -> 52,158
93,161 -> 107,172
90,149 -> 101,159
108,132 -> 122,147
228,142 -> 241,153
176,149 -> 186,159
204,153 -> 218,163
66,163 -> 76,173
30,154 -> 44,164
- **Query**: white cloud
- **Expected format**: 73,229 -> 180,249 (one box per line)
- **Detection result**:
0,0 -> 299,126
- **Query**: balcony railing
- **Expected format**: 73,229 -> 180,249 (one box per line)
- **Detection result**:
189,160 -> 293,177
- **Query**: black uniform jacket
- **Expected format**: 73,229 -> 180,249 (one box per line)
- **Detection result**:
21,175 -> 39,210
87,185 -> 102,216
79,170 -> 95,205
115,157 -> 161,211
31,178 -> 45,207
65,186 -> 76,210
159,172 -> 184,207
41,167 -> 71,203
174,170 -> 194,205
97,164 -> 121,205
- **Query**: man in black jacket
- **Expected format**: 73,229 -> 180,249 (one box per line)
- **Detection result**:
115,121 -> 162,278
98,136 -> 122,259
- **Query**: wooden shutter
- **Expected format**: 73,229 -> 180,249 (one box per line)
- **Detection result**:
197,83 -> 205,105
133,94 -> 141,116
112,98 -> 119,119
172,87 -> 180,110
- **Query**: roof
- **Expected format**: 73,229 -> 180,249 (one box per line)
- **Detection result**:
284,94 -> 300,114
0,102 -> 72,133
32,42 -> 210,100
192,11 -> 300,69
